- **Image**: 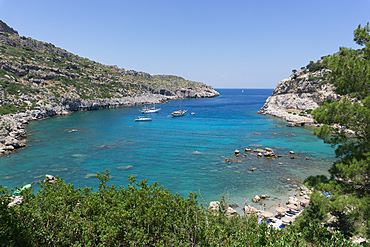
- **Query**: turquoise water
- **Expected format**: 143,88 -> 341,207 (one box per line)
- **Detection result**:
0,89 -> 335,209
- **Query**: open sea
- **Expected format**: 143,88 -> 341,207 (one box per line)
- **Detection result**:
0,89 -> 335,211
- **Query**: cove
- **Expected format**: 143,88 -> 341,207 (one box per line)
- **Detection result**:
0,89 -> 335,210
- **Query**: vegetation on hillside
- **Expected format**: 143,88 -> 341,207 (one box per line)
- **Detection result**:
0,31 -> 214,115
296,22 -> 370,240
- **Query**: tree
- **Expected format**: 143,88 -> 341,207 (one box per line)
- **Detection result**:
305,23 -> 370,238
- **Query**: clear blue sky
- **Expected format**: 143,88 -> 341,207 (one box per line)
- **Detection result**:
0,0 -> 369,88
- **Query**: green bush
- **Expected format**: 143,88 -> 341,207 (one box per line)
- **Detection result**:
0,171 -> 360,246
306,61 -> 326,72
308,76 -> 325,81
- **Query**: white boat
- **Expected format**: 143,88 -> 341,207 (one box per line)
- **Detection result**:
140,104 -> 161,113
135,115 -> 152,121
171,109 -> 187,117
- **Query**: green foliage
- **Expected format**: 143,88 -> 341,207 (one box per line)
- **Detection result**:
0,103 -> 20,115
22,46 -> 33,52
0,172 -> 360,246
308,76 -> 325,81
306,60 -> 326,72
322,23 -> 370,100
305,23 -> 370,239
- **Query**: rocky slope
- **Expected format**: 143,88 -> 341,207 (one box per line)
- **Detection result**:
258,61 -> 341,123
0,21 -> 220,154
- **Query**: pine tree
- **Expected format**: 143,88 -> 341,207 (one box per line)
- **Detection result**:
305,22 -> 370,238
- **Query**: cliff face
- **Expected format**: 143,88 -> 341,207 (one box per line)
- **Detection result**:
258,64 -> 341,122
0,21 -> 220,154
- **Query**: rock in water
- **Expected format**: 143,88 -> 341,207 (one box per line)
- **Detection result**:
252,195 -> 260,203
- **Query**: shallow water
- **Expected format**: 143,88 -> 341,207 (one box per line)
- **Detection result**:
0,89 -> 335,210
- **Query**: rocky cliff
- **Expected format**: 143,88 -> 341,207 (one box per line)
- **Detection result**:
258,61 -> 341,123
0,21 -> 220,154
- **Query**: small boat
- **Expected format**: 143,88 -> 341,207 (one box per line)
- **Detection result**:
135,115 -> 152,121
171,100 -> 187,117
171,109 -> 187,117
140,104 -> 161,113
14,184 -> 32,196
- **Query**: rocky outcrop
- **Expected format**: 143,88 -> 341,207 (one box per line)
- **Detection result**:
258,64 -> 341,122
0,20 -> 18,35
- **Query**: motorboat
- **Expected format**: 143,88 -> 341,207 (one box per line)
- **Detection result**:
135,115 -> 152,121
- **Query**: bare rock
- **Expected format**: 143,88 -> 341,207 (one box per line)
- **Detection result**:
252,195 -> 260,203
260,194 -> 270,199
244,205 -> 258,214
226,207 -> 237,217
44,174 -> 58,183
209,201 -> 220,211
8,195 -> 23,207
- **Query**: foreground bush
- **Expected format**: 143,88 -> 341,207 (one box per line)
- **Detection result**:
0,171 -> 360,246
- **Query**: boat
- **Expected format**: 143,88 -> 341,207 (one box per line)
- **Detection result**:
14,184 -> 32,196
135,115 -> 152,121
171,100 -> 187,117
140,104 -> 161,114
171,109 -> 187,117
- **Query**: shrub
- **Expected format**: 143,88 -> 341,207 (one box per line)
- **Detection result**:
306,61 -> 325,72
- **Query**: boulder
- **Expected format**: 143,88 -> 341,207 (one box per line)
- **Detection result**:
257,153 -> 263,157
226,207 -> 237,217
249,168 -> 257,171
244,205 -> 258,214
252,195 -> 260,203
209,201 -> 220,211
260,194 -> 270,199
290,151 -> 295,154
234,149 -> 240,155
44,174 -> 58,183
245,148 -> 252,152
264,151 -> 275,157
8,195 -> 23,207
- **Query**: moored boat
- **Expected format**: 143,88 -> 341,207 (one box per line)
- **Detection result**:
140,104 -> 161,113
171,109 -> 187,117
135,115 -> 152,121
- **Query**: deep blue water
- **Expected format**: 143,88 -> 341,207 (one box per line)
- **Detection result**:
0,89 -> 335,209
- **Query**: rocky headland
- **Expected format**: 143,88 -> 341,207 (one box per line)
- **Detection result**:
0,21 -> 219,154
258,61 -> 341,123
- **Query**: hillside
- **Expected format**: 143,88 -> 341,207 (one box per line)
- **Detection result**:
0,21 -> 219,154
258,60 -> 342,123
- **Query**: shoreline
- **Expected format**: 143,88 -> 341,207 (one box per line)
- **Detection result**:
0,91 -> 220,155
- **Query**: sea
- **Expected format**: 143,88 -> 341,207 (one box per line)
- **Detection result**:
0,89 -> 335,211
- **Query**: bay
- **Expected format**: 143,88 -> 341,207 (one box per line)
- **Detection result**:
0,89 -> 334,209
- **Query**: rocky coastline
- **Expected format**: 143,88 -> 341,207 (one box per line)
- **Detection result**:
0,90 -> 219,155
258,64 -> 341,123
0,20 -> 220,154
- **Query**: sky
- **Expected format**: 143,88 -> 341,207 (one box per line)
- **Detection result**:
0,0 -> 369,89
